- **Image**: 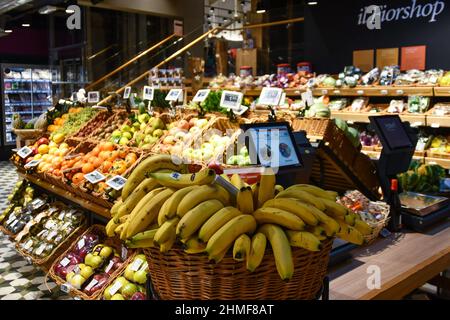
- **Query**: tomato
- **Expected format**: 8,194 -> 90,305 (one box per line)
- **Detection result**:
101,160 -> 113,173
72,172 -> 85,185
112,160 -> 127,175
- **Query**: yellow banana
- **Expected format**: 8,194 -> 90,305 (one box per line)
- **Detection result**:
251,183 -> 259,209
274,184 -> 284,196
215,183 -> 232,205
206,215 -> 257,258
285,230 -> 322,251
114,223 -> 125,236
257,169 -> 276,208
182,237 -> 206,254
198,206 -> 242,243
253,207 -> 305,231
236,186 -> 254,215
306,225 -> 327,240
176,199 -> 224,239
157,186 -> 198,225
285,184 -> 337,201
275,189 -> 326,211
125,238 -> 155,248
220,174 -> 231,183
232,234 -> 251,262
125,188 -> 175,238
125,228 -> 158,248
177,184 -> 229,217
160,231 -> 176,253
120,220 -> 130,240
258,224 -> 294,280
149,168 -> 216,189
263,198 -> 318,226
230,173 -> 245,189
110,200 -> 123,217
122,154 -> 183,200
105,219 -> 120,237
294,201 -> 340,236
354,219 -> 372,236
115,178 -> 160,221
208,243 -> 232,264
124,187 -> 165,227
246,233 -> 267,272
336,221 -> 364,245
119,215 -> 129,224
320,198 -> 347,217
154,217 -> 180,245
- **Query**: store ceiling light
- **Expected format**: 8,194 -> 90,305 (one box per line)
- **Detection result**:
307,1 -> 318,5
4,29 -> 12,33
22,23 -> 30,27
256,2 -> 266,14
39,5 -> 58,14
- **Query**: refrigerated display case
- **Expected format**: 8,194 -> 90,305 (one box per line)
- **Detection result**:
1,64 -> 52,145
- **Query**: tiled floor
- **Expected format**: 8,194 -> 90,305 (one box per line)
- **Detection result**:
0,161 -> 70,300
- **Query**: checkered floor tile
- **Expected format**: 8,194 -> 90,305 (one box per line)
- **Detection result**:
0,161 -> 71,300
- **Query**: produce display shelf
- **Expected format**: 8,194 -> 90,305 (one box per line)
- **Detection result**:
313,86 -> 434,97
426,116 -> 450,128
399,114 -> 426,127
5,90 -> 51,94
424,157 -> 450,169
17,171 -> 111,219
434,87 -> 450,97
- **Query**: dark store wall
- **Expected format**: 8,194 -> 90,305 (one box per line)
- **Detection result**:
0,29 -> 49,63
305,0 -> 450,73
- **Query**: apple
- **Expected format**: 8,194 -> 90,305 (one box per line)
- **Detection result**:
80,265 -> 94,279
196,119 -> 208,129
178,120 -> 189,131
66,271 -> 75,282
103,285 -> 113,300
110,256 -> 123,272
37,137 -> 49,146
201,149 -> 214,160
153,129 -> 164,138
38,144 -> 49,155
208,161 -> 223,174
111,293 -> 125,300
85,253 -> 103,268
131,292 -> 146,300
121,125 -> 131,132
48,141 -> 58,148
121,282 -> 138,299
174,131 -> 186,141
189,126 -> 201,134
119,137 -> 129,145
99,246 -> 113,259
133,270 -> 148,284
112,130 -> 122,138
163,135 -> 176,145
69,274 -> 86,289
124,266 -> 135,282
192,149 -> 203,161
122,132 -> 132,140
153,118 -> 165,130
138,114 -> 150,124
189,118 -> 198,127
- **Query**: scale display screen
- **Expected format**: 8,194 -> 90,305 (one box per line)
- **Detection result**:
240,122 -> 302,169
372,115 -> 413,150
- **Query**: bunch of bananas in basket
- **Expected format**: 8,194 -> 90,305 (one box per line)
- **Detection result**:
105,154 -> 372,280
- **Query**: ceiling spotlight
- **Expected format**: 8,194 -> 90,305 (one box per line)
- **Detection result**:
307,1 -> 318,5
22,23 -> 30,27
210,8 -> 214,13
4,29 -> 13,33
256,2 -> 266,14
39,5 -> 58,14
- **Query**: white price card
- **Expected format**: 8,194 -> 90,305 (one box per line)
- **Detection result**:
106,175 -> 127,191
84,170 -> 106,184
121,246 -> 128,261
258,87 -> 283,106
17,146 -> 33,159
84,279 -> 98,292
130,258 -> 144,272
88,91 -> 100,103
24,159 -> 41,169
123,86 -> 132,99
77,238 -> 85,250
26,257 -> 33,265
24,240 -> 33,250
35,244 -> 46,255
220,90 -> 244,111
60,257 -> 71,267
71,92 -> 78,102
192,89 -> 210,103
232,105 -> 249,116
301,90 -> 314,107
165,88 -> 183,101
92,105 -> 108,110
143,86 -> 154,100
109,281 -> 123,296
279,92 -> 286,106
10,219 -> 19,228
61,283 -> 72,293
104,260 -> 114,273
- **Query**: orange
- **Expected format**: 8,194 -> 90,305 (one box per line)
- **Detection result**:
125,153 -> 138,166
101,142 -> 115,152
82,163 -> 95,174
72,173 -> 85,185
118,149 -> 127,158
109,150 -> 119,162
99,151 -> 109,160
101,161 -> 113,173
91,147 -> 100,157
92,157 -> 103,168
112,160 -> 127,175
88,156 -> 99,164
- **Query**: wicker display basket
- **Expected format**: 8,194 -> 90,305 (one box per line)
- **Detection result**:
15,222 -> 87,272
144,239 -> 333,300
0,225 -> 16,239
89,110 -> 132,143
69,110 -> 114,140
48,224 -> 133,300
12,128 -> 46,140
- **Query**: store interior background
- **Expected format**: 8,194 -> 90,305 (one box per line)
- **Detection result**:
0,0 -> 449,159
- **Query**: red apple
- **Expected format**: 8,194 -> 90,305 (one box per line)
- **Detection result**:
208,161 -> 223,174
177,120 -> 190,131
188,118 -> 198,128
37,137 -> 49,146
131,292 -> 146,300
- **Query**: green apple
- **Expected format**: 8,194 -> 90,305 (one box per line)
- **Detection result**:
152,129 -> 164,138
121,124 -> 131,132
202,149 -> 214,160
137,285 -> 146,293
192,149 -> 203,161
111,293 -> 125,300
140,144 -> 152,149
133,270 -> 147,284
153,118 -> 165,130
138,114 -> 150,124
112,130 -> 122,138
140,123 -> 147,131
135,254 -> 146,261
66,271 -> 75,282
120,282 -> 138,298
119,137 -> 129,145
103,285 -> 113,300
144,127 -> 154,135
70,274 -> 86,289
122,132 -> 132,140
116,276 -> 129,287
99,246 -> 113,259
85,254 -> 103,268
124,266 -> 135,282
80,265 -> 94,279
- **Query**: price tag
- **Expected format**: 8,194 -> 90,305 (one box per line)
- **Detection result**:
58,212 -> 66,220
47,230 -> 58,240
24,240 -> 33,250
35,244 -> 46,255
380,228 -> 391,238
321,89 -> 328,95
333,89 -> 341,95
84,279 -> 98,292
106,175 -> 127,191
109,281 -> 123,296
87,91 -> 100,103
62,221 -> 71,230
232,105 -> 249,116
220,90 -> 243,111
139,261 -> 149,272
77,238 -> 86,250
258,87 -> 283,106
279,92 -> 286,106
71,92 -> 78,102
61,283 -> 72,293
357,90 -> 364,95
347,120 -> 355,124
26,257 -> 33,265
431,123 -> 440,128
84,170 -> 106,184
165,88 -> 183,101
17,146 -> 33,159
123,86 -> 131,99
396,89 -> 404,95
301,90 -> 314,107
92,105 -> 108,110
10,219 -> 19,228
380,89 -> 388,95
192,89 -> 210,103
121,246 -> 128,261
24,159 -> 41,168
60,257 -> 71,267
104,260 -> 114,273
143,86 -> 154,100
130,258 -> 144,272
411,121 -> 422,127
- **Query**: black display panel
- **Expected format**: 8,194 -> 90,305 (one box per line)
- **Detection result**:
371,115 -> 413,150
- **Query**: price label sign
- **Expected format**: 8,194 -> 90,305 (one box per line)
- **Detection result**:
130,258 -> 144,271
258,87 -> 283,106
17,146 -> 33,159
165,88 -> 183,101
24,159 -> 41,169
106,175 -> 127,191
232,105 -> 249,116
220,90 -> 243,111
71,92 -> 78,102
60,257 -> 71,267
61,283 -> 72,294
192,89 -> 210,103
143,86 -> 154,101
279,92 -> 286,106
121,246 -> 128,261
87,91 -> 100,103
301,90 -> 314,107
92,105 -> 108,110
77,238 -> 85,250
104,260 -> 114,274
123,86 -> 132,99
109,281 -> 122,296
84,170 -> 106,184
84,279 -> 98,292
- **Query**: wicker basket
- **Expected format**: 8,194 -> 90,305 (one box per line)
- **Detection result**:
48,224 -> 133,300
12,128 -> 46,140
144,239 -> 332,300
69,110 -> 114,140
15,222 -> 87,273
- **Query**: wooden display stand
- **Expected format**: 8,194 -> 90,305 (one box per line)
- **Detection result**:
236,48 -> 257,76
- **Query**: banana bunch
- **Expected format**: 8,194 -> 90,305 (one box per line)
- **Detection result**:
107,162 -> 372,281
